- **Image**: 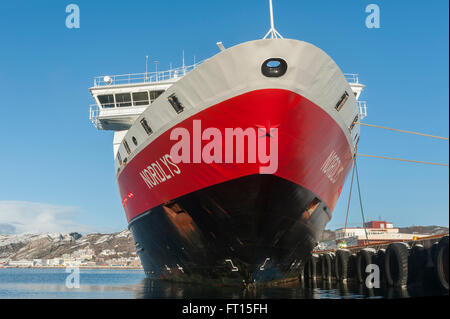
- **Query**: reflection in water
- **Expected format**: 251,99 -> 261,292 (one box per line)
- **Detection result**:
135,278 -> 447,299
0,269 -> 446,299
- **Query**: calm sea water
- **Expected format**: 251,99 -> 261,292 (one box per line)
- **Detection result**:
0,268 -> 446,299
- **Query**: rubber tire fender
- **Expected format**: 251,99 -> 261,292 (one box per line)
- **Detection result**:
375,249 -> 386,283
435,236 -> 449,291
356,248 -> 376,283
321,253 -> 333,281
409,244 -> 426,284
335,249 -> 351,281
305,254 -> 319,280
385,242 -> 410,287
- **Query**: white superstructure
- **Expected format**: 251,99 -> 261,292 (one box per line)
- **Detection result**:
89,50 -> 367,166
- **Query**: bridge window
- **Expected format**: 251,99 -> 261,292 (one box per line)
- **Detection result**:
132,92 -> 149,106
168,94 -> 184,113
98,94 -> 115,108
150,90 -> 164,103
140,118 -> 153,135
335,91 -> 349,112
124,140 -> 131,155
117,152 -> 123,166
115,93 -> 132,107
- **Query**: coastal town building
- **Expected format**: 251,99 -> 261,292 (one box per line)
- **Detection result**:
317,220 -> 432,250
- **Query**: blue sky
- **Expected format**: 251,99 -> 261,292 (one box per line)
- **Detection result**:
0,0 -> 448,234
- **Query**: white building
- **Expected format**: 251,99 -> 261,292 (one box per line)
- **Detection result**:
335,221 -> 430,246
8,260 -> 34,267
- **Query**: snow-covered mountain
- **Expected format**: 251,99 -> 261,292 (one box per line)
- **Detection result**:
0,230 -> 136,261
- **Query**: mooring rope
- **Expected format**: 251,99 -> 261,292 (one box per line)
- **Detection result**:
343,153 -> 357,245
356,122 -> 449,141
354,158 -> 370,245
357,154 -> 449,167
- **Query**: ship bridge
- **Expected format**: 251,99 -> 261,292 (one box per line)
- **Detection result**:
345,73 -> 367,119
89,63 -> 201,131
89,63 -> 201,156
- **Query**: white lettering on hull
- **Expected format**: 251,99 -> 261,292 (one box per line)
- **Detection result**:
139,154 -> 181,190
321,150 -> 344,184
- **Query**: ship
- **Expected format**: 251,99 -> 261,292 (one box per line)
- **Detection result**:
89,1 -> 366,285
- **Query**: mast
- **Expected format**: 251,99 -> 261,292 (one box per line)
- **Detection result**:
263,0 -> 283,39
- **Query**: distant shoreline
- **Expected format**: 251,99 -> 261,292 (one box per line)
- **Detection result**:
0,266 -> 143,270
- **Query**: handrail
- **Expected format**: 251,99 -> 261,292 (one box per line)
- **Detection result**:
358,101 -> 367,119
93,62 -> 203,87
90,98 -> 153,109
344,73 -> 359,84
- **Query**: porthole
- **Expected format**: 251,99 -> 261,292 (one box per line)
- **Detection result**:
132,136 -> 138,146
261,58 -> 287,77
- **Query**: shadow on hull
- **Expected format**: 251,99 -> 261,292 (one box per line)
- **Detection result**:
129,174 -> 332,285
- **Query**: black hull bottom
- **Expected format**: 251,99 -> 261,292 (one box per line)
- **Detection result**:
129,174 -> 332,285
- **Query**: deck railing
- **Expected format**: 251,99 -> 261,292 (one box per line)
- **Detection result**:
93,62 -> 203,87
344,73 -> 360,84
358,101 -> 368,119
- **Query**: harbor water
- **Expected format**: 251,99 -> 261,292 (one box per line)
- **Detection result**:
0,268 -> 446,299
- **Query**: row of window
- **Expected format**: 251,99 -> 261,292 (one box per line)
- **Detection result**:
338,230 -> 386,239
117,94 -> 184,167
335,91 -> 360,140
98,90 -> 164,108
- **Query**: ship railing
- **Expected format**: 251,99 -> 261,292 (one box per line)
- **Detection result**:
93,62 -> 203,87
344,73 -> 359,84
89,105 -> 101,129
358,101 -> 368,119
89,103 -> 148,129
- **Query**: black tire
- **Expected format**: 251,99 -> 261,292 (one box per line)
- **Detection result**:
385,242 -> 410,287
435,236 -> 449,291
335,249 -> 351,281
305,254 -> 319,280
376,249 -> 386,283
409,244 -> 426,284
317,255 -> 324,279
356,248 -> 376,284
321,254 -> 333,281
348,253 -> 358,281
329,253 -> 336,280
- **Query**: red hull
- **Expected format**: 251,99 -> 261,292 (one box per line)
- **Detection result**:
118,89 -> 353,223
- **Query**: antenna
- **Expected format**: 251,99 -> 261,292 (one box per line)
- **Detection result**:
216,41 -> 225,51
145,55 -> 149,82
154,60 -> 159,81
182,50 -> 186,75
263,0 -> 283,39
